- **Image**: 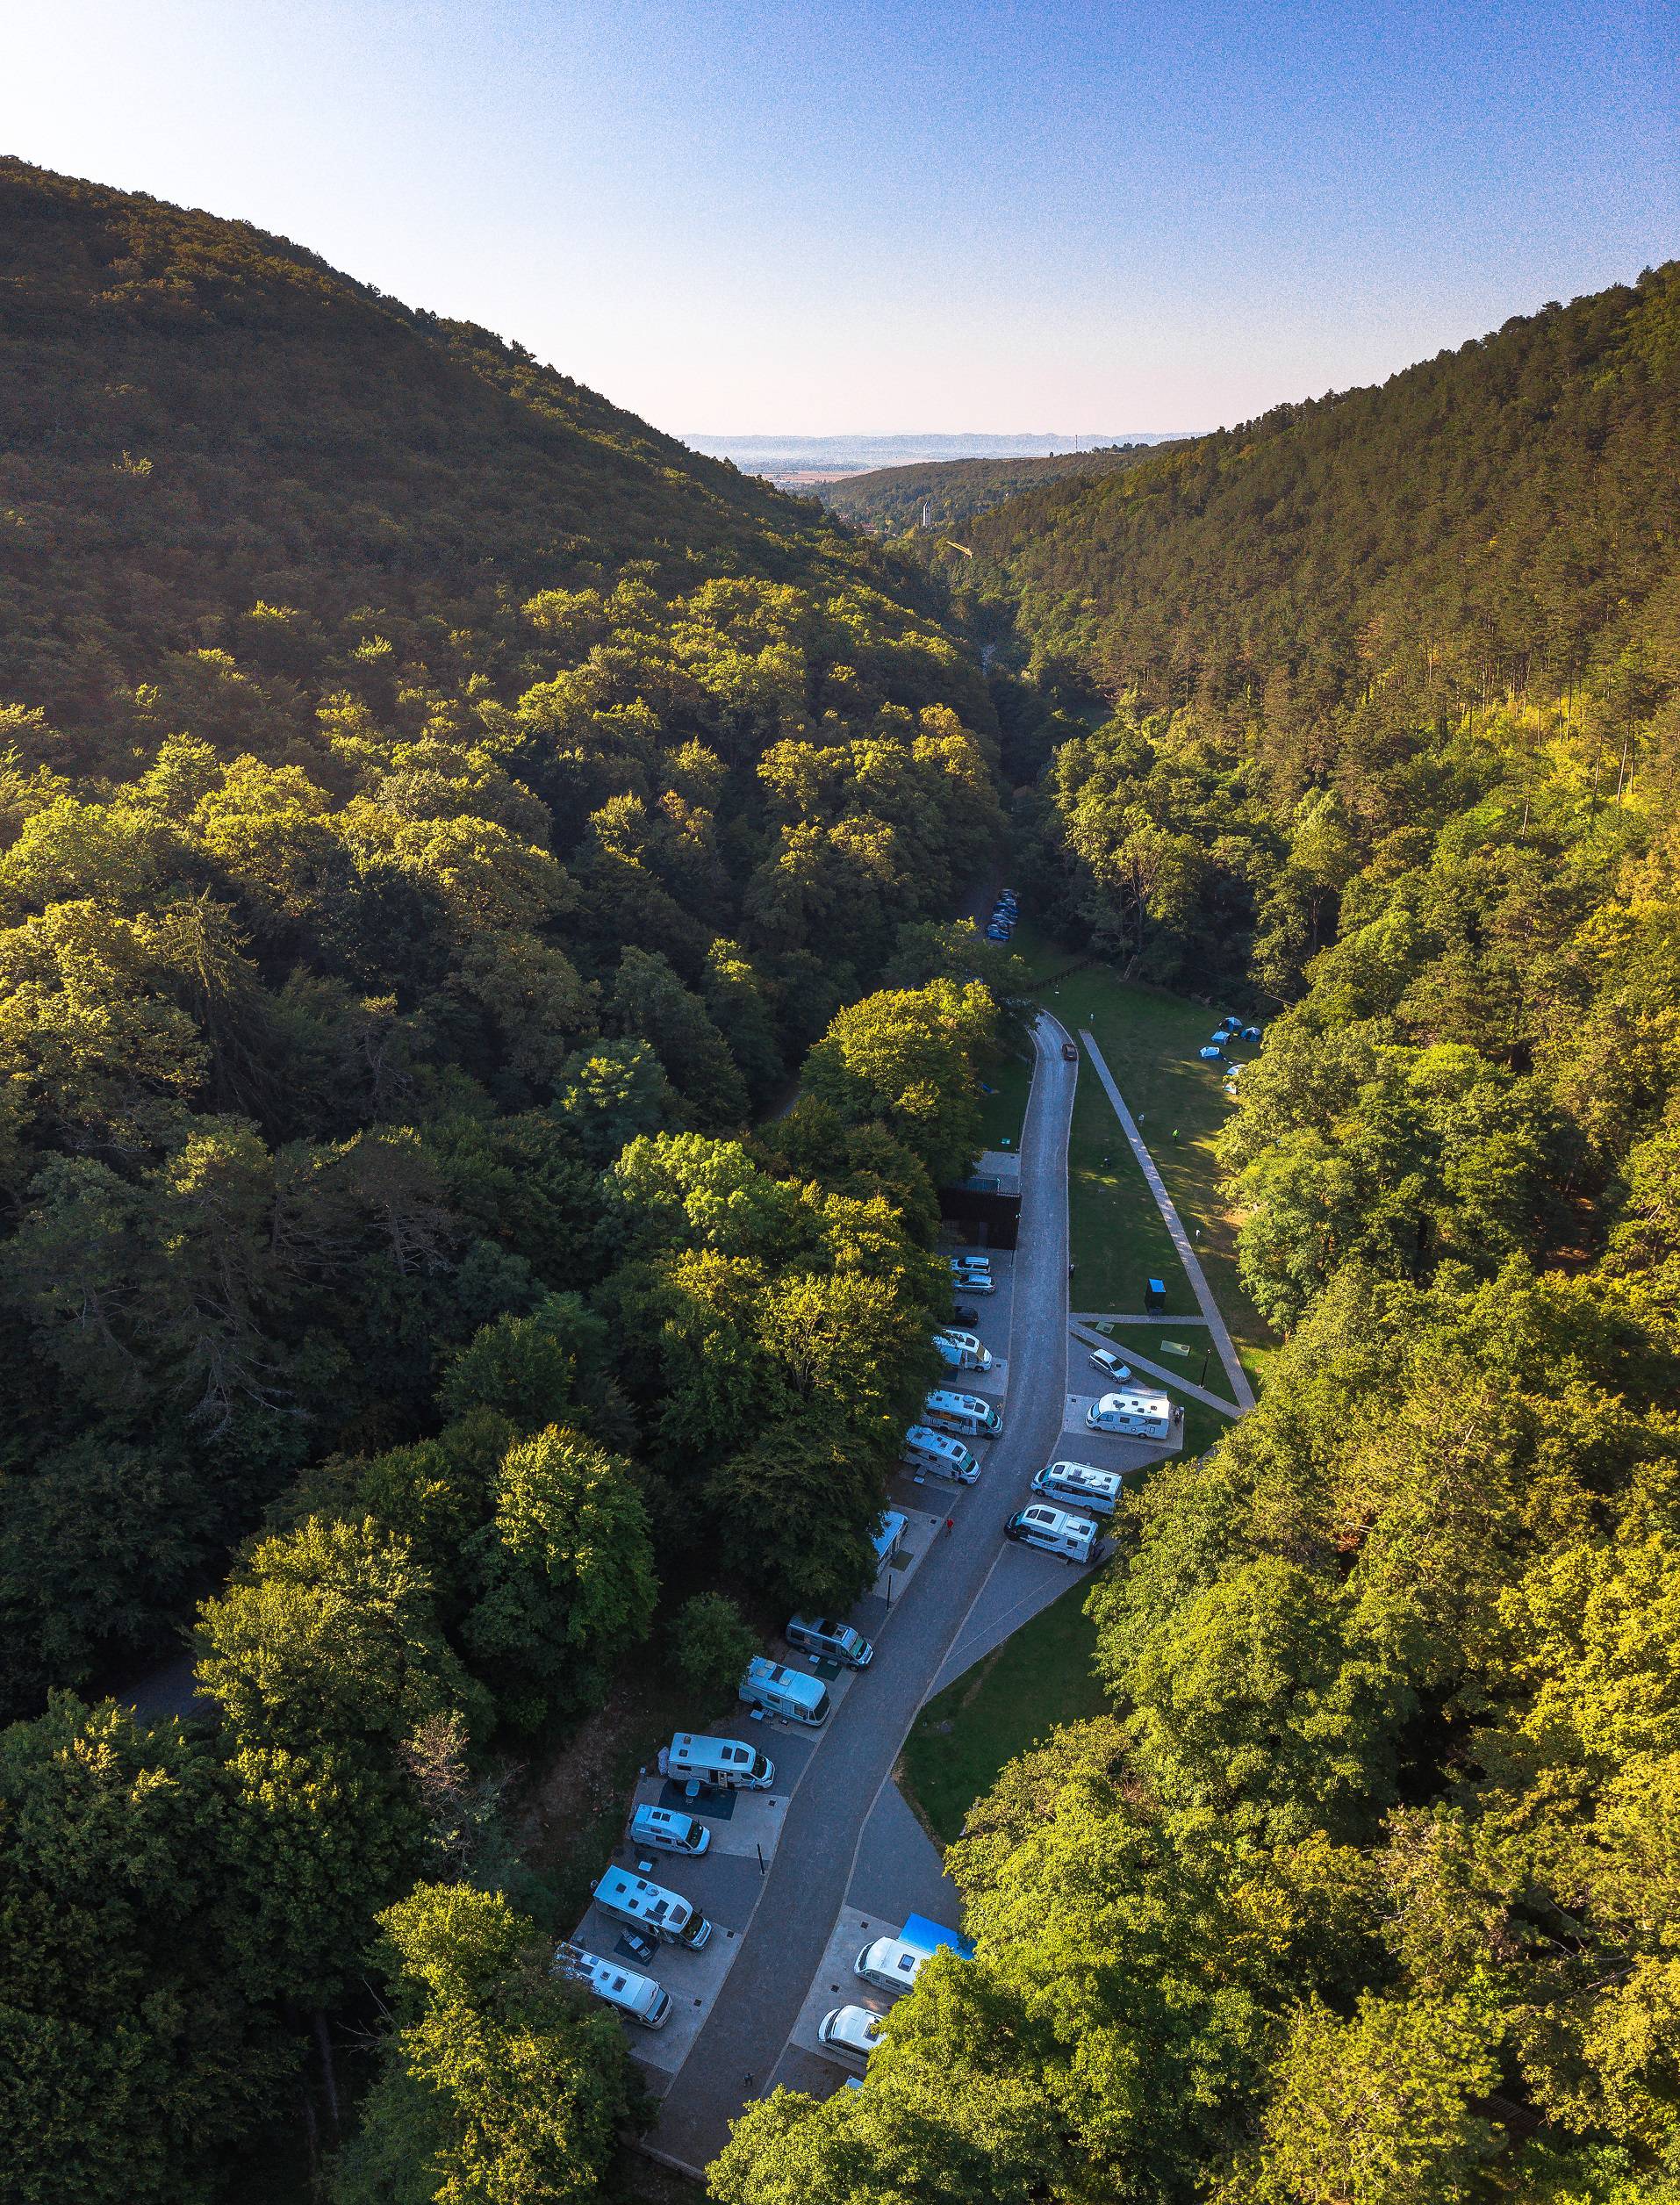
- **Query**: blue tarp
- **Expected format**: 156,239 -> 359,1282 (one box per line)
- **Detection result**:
900,1912 -> 976,1961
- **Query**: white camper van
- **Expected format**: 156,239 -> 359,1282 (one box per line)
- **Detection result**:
901,1424 -> 980,1483
1086,1388 -> 1175,1440
1031,1460 -> 1124,1517
629,1803 -> 710,1857
1005,1504 -> 1098,1563
592,1865 -> 712,1949
933,1328 -> 994,1373
855,1936 -> 928,1996
556,1943 -> 671,2029
923,1388 -> 1002,1438
786,1615 -> 874,1667
739,1656 -> 830,1727
657,1733 -> 776,1791
819,2004 -> 886,2066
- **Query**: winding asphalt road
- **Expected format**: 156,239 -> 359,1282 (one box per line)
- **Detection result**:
650,1010 -> 1078,2174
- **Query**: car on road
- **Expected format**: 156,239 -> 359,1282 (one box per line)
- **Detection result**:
819,2004 -> 886,2065
1088,1347 -> 1132,1383
1062,1039 -> 1078,1061
1005,1504 -> 1098,1563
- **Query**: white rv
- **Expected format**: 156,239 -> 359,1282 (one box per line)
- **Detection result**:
924,1388 -> 1002,1438
819,2004 -> 886,2065
1031,1460 -> 1124,1517
1086,1388 -> 1175,1440
657,1733 -> 776,1791
592,1865 -> 712,1949
629,1803 -> 710,1857
933,1328 -> 993,1373
739,1656 -> 830,1727
1005,1505 -> 1098,1563
855,1936 -> 928,1996
786,1615 -> 874,1667
555,1943 -> 671,2029
901,1424 -> 980,1483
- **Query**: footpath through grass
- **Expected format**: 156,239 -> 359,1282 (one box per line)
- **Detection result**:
900,1577 -> 1109,1844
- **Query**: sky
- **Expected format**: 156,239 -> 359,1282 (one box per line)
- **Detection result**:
3,0 -> 1676,437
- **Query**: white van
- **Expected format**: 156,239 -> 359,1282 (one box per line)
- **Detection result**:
924,1389 -> 1002,1438
786,1614 -> 874,1667
819,2004 -> 886,2065
902,1425 -> 980,1483
658,1733 -> 776,1791
1088,1347 -> 1132,1384
739,1656 -> 830,1727
855,1936 -> 927,1996
871,1512 -> 908,1566
629,1803 -> 710,1857
593,1864 -> 712,1950
1005,1505 -> 1098,1563
933,1328 -> 994,1373
555,1943 -> 670,2029
1087,1389 -> 1175,1440
1031,1460 -> 1124,1517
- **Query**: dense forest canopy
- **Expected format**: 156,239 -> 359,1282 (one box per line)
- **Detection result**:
0,160 -> 1015,2203
716,270 -> 1680,2204
812,442 -> 1174,534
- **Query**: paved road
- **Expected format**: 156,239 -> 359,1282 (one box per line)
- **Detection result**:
1078,1029 -> 1257,1413
650,1010 -> 1078,2173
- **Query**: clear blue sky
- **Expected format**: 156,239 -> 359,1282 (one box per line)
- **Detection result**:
4,1 -> 1675,436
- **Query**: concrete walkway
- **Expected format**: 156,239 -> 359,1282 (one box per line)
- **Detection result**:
1077,1030 -> 1257,1414
1069,1318 -> 1240,1417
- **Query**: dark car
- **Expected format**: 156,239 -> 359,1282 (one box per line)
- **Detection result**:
950,1303 -> 979,1325
1062,1041 -> 1078,1062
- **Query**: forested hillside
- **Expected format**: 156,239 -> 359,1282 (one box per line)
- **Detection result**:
0,160 -> 1012,2201
815,442 -> 1171,534
716,273 -> 1680,2202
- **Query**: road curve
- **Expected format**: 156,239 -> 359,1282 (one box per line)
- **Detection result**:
650,1010 -> 1077,2173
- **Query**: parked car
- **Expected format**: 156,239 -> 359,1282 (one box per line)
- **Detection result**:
949,1303 -> 979,1325
1089,1347 -> 1132,1383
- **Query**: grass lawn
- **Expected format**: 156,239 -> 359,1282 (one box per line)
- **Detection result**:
976,1044 -> 1033,1151
1029,956 -> 1274,1379
900,1577 -> 1109,1845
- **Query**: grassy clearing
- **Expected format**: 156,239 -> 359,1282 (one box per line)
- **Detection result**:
1029,958 -> 1273,1375
900,1577 -> 1109,1845
976,1045 -> 1034,1151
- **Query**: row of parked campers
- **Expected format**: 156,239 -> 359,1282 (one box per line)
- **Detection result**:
946,1253 -> 994,1295
822,1916 -> 975,2066
1006,1461 -> 1128,1564
933,1326 -> 992,1372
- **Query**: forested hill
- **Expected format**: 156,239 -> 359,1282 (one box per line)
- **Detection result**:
815,441 -> 1172,533
0,162 -> 1018,2205
966,265 -> 1680,744
0,155 -> 945,725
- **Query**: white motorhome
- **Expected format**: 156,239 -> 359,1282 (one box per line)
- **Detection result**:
786,1614 -> 874,1667
657,1733 -> 776,1791
1031,1460 -> 1124,1517
739,1656 -> 830,1727
819,2004 -> 886,2066
855,1936 -> 928,1996
592,1864 -> 712,1950
933,1328 -> 993,1373
1086,1388 -> 1175,1440
555,1943 -> 671,2029
630,1803 -> 710,1857
901,1424 -> 980,1483
924,1388 -> 1002,1438
1005,1504 -> 1098,1563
